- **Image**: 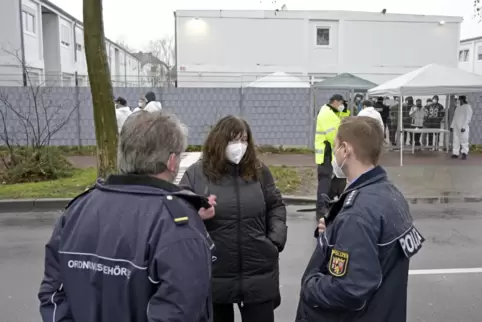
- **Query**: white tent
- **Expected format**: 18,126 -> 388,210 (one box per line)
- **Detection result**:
247,72 -> 310,88
368,64 -> 482,96
367,64 -> 482,166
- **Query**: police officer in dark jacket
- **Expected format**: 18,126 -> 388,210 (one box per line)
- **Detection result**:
38,111 -> 214,322
296,116 -> 424,322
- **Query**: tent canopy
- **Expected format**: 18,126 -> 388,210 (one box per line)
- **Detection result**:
313,73 -> 378,90
368,64 -> 482,96
247,72 -> 310,88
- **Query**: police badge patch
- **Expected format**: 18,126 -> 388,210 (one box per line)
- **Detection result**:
398,226 -> 425,259
328,249 -> 350,277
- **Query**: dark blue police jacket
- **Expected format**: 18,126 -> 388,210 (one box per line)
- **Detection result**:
38,174 -> 214,322
296,166 -> 424,322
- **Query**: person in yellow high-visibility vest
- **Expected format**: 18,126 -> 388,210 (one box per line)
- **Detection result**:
339,101 -> 351,119
314,94 -> 347,220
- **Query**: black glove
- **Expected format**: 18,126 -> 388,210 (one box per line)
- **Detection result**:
450,128 -> 453,132
461,128 -> 466,133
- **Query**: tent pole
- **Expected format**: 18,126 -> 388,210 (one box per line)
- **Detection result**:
350,89 -> 354,115
399,95 -> 403,166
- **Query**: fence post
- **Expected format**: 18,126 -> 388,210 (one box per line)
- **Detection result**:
309,87 -> 315,149
239,87 -> 244,117
75,72 -> 82,147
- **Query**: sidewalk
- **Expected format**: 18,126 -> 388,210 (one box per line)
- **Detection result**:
68,152 -> 482,199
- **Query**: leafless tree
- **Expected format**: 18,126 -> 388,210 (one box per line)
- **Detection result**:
0,48 -> 78,167
475,0 -> 481,21
144,35 -> 175,87
147,35 -> 175,68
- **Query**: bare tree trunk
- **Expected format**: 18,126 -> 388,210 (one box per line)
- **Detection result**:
83,0 -> 118,178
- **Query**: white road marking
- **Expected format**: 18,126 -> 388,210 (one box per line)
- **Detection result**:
409,268 -> 482,275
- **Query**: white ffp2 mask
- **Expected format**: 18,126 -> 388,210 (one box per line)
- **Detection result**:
332,147 -> 347,178
226,142 -> 247,164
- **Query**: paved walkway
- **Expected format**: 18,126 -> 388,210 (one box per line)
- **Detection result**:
69,152 -> 482,198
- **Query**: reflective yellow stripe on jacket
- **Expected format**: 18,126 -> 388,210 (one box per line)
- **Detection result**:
315,105 -> 342,164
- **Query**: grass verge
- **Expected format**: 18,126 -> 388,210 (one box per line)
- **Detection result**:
0,168 -> 97,199
1,145 -> 313,156
0,166 -> 308,199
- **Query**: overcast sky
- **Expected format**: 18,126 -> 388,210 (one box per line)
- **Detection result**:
50,0 -> 481,49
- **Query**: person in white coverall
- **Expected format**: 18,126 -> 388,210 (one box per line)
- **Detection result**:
114,97 -> 132,133
450,95 -> 473,160
143,91 -> 163,112
132,96 -> 147,113
357,100 -> 384,131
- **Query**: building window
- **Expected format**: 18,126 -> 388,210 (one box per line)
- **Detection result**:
77,76 -> 85,86
22,11 -> 36,34
60,25 -> 71,47
76,43 -> 82,51
62,74 -> 73,86
459,49 -> 469,62
478,46 -> 482,61
316,27 -> 330,46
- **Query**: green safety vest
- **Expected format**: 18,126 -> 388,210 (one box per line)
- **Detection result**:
315,105 -> 341,164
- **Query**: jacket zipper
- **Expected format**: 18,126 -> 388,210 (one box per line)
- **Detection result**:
234,168 -> 244,307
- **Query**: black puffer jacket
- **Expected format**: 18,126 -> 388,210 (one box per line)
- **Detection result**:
179,160 -> 288,304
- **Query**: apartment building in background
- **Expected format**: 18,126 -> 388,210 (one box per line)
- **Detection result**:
0,0 -> 143,86
458,36 -> 482,75
175,10 -> 462,87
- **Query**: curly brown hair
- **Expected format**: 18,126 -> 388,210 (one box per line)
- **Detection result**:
202,115 -> 260,182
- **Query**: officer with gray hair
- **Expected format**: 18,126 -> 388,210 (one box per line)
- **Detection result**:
39,111 -> 215,322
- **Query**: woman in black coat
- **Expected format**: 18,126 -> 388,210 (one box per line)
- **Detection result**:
179,115 -> 288,322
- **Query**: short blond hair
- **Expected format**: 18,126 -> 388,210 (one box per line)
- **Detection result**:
336,116 -> 384,165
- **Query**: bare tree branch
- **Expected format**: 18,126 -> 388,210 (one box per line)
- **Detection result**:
474,0 -> 481,21
147,35 -> 175,68
0,48 -> 81,164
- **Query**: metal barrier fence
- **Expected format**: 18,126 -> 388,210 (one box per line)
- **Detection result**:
0,86 -> 481,147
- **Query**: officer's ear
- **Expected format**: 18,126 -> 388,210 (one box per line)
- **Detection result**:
167,153 -> 180,173
343,142 -> 353,159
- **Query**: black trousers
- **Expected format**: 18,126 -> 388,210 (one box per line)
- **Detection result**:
316,164 -> 346,221
213,301 -> 275,322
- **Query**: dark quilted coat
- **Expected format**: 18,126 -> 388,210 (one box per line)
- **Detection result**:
179,160 -> 288,304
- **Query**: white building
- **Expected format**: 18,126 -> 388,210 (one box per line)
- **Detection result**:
458,37 -> 482,75
174,10 -> 462,87
0,0 -> 143,86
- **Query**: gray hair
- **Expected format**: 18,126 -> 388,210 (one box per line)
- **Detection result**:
118,111 -> 188,174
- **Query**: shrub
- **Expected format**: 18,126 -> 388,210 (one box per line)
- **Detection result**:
1,148 -> 74,184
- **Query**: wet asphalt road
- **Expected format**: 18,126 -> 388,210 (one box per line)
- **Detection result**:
1,203 -> 481,322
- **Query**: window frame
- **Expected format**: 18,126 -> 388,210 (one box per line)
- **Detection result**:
477,46 -> 482,61
22,10 -> 36,35
315,26 -> 331,48
60,24 -> 71,47
62,73 -> 73,86
459,49 -> 469,62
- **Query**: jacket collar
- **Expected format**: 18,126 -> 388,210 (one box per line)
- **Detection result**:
326,104 -> 340,114
104,174 -> 181,193
343,166 -> 387,195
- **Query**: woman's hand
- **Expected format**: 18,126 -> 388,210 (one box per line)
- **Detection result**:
199,195 -> 217,220
318,217 -> 326,234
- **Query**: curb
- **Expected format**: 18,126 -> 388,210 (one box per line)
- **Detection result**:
1,195 -> 482,213
0,198 -> 70,213
282,195 -> 482,205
